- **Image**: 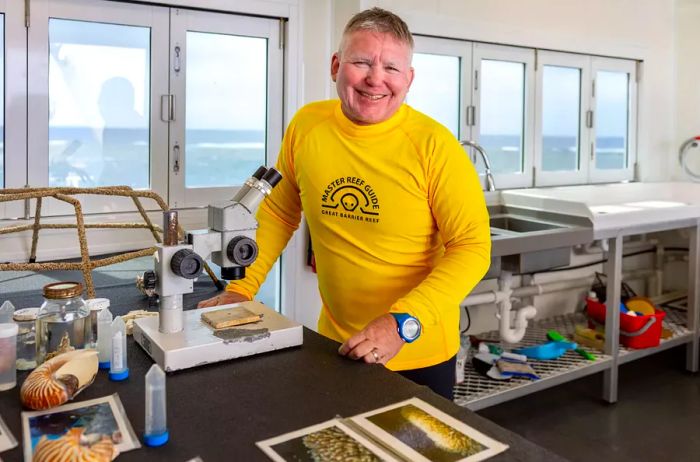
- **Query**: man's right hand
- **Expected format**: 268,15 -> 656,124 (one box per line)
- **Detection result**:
197,291 -> 249,308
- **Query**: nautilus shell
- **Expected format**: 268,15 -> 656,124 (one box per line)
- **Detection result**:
21,350 -> 98,410
33,427 -> 117,462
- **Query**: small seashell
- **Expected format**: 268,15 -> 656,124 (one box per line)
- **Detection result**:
33,427 -> 118,462
21,350 -> 98,410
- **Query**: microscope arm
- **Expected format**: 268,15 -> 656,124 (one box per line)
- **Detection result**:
187,229 -> 222,264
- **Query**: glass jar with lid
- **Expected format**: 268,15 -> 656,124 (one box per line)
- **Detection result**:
13,307 -> 40,370
36,282 -> 89,365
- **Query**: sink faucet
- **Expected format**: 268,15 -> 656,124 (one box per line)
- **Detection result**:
460,140 -> 496,191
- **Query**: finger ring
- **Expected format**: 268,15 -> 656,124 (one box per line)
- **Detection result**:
371,348 -> 380,363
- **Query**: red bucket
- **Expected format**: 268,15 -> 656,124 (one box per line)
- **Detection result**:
586,299 -> 665,349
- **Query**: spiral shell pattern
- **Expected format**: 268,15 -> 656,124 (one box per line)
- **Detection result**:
21,350 -> 96,410
33,428 -> 115,462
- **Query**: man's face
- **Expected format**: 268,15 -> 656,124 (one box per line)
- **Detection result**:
331,31 -> 414,125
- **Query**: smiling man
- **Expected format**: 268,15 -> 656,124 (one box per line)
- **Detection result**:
198,8 -> 490,399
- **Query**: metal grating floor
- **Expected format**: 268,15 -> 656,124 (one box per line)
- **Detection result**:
453,305 -> 691,409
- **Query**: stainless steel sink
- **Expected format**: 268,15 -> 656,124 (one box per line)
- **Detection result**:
485,205 -> 593,277
490,216 -> 562,233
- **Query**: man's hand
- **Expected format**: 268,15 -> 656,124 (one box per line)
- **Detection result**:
197,291 -> 249,308
338,314 -> 403,365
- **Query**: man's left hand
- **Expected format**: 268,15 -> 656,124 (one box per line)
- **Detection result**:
338,314 -> 404,365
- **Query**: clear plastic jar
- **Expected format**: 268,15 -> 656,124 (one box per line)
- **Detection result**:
36,282 -> 89,365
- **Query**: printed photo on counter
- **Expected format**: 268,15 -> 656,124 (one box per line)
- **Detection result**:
353,398 -> 509,462
21,393 -> 140,460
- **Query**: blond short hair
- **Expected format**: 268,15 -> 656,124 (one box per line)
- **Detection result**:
339,7 -> 414,54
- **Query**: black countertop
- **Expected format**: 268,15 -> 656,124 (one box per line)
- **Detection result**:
0,284 -> 567,461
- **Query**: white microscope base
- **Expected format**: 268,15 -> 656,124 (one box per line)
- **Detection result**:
133,301 -> 303,372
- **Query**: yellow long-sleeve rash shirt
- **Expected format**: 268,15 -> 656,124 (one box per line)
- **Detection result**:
227,100 -> 491,371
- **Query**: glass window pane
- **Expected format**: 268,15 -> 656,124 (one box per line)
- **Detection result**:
542,65 -> 581,172
186,32 -> 267,188
0,16 -> 4,188
48,19 -> 150,188
257,259 -> 281,311
595,70 -> 629,170
407,53 -> 460,137
479,59 -> 525,174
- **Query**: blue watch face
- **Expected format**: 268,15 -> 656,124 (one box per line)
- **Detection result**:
403,319 -> 420,340
392,313 -> 421,342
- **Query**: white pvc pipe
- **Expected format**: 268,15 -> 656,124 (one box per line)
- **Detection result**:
159,294 -> 184,334
468,268 -> 654,343
495,272 -> 537,343
462,268 -> 656,307
501,305 -> 537,343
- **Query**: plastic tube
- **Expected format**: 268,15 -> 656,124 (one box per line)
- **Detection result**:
97,307 -> 113,370
109,317 -> 129,381
144,364 -> 169,447
0,301 -> 15,323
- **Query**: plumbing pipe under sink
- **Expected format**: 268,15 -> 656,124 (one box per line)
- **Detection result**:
496,271 -> 537,344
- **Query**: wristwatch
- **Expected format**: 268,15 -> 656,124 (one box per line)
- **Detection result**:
390,313 -> 421,343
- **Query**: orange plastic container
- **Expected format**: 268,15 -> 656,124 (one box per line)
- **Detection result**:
586,298 -> 665,349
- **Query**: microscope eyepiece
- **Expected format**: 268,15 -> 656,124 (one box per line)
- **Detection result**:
252,166 -> 268,180
261,167 -> 282,188
226,236 -> 258,266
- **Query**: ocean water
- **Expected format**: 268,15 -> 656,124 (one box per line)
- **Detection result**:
478,134 -> 627,173
1,128 -> 626,190
44,127 -> 266,189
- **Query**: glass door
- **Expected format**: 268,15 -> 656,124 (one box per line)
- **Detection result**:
27,0 -> 169,215
168,9 -> 283,208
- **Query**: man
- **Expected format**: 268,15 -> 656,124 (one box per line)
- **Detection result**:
198,8 -> 490,399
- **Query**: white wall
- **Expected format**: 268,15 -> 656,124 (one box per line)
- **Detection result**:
674,0 -> 700,180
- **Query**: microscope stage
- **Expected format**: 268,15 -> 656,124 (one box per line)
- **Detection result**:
133,301 -> 303,371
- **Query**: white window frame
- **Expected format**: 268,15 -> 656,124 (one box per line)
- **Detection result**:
534,51 -> 591,186
589,57 -> 637,184
27,0 -> 170,216
168,8 -> 283,209
472,43 -> 535,189
411,35 -> 472,142
0,0 -> 28,219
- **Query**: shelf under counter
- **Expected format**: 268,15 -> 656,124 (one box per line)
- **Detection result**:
454,305 -> 693,411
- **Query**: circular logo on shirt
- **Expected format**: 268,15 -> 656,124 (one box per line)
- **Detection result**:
321,176 -> 380,223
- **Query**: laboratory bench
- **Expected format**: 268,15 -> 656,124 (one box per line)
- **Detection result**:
0,283 -> 566,461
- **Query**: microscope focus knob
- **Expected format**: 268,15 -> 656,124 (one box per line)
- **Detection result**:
226,236 -> 259,266
170,249 -> 204,279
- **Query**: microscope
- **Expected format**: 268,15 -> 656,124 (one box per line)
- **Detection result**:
133,167 -> 303,371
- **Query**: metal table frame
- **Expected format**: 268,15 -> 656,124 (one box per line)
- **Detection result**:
455,218 -> 700,409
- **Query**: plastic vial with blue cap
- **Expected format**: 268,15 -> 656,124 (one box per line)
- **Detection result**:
144,364 -> 169,446
109,316 -> 129,381
97,307 -> 113,370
